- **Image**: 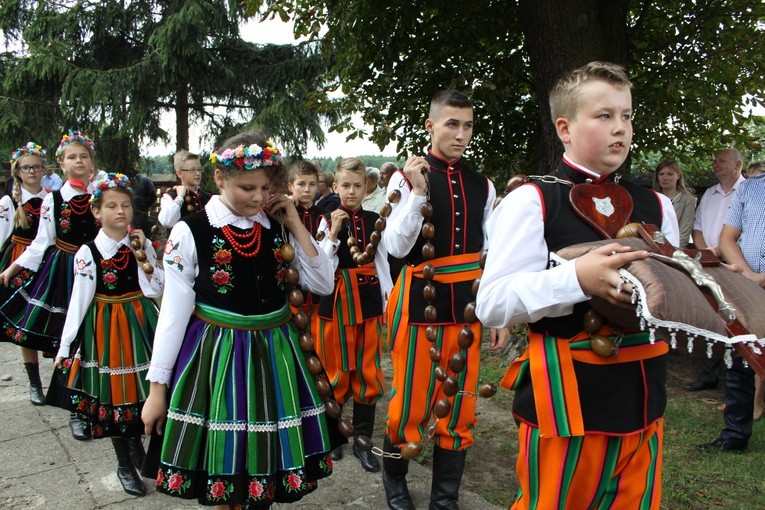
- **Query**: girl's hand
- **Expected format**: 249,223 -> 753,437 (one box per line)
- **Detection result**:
142,384 -> 168,436
329,209 -> 349,240
54,357 -> 65,369
0,264 -> 21,287
129,229 -> 147,250
266,193 -> 299,226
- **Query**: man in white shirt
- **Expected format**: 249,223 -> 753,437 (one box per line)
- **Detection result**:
686,148 -> 745,392
360,167 -> 386,213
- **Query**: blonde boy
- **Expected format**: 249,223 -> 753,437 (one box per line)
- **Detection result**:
316,158 -> 392,472
158,150 -> 212,228
477,62 -> 679,509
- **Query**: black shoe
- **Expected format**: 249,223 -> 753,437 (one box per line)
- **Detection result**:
112,438 -> 147,496
684,379 -> 717,392
696,437 -> 747,453
331,446 -> 344,461
23,362 -> 45,406
69,415 -> 91,441
353,444 -> 380,472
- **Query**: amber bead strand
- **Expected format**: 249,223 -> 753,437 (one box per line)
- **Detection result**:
184,192 -> 196,213
130,235 -> 155,275
279,224 -> 354,440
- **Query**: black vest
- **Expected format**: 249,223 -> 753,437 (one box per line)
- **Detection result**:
514,158 -> 667,434
184,212 -> 286,316
318,205 -> 382,319
52,191 -> 99,247
404,151 -> 489,324
11,197 -> 43,242
86,242 -> 141,295
166,189 -> 212,220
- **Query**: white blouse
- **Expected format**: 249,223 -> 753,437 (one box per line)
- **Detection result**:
146,196 -> 335,385
0,187 -> 48,247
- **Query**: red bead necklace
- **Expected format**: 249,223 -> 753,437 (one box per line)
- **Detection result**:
108,246 -> 132,271
221,223 -> 262,258
23,201 -> 41,218
66,194 -> 92,215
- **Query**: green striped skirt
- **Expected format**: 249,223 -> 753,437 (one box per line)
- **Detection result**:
155,303 -> 334,508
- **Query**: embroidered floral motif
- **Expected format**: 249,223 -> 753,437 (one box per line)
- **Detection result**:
164,240 -> 184,272
284,472 -> 304,492
155,470 -> 165,487
75,257 -> 94,281
210,236 -> 234,294
5,324 -> 28,343
319,453 -> 334,473
207,478 -> 234,501
273,235 -> 291,290
10,269 -> 32,289
40,204 -> 51,223
59,203 -> 72,233
0,204 -> 9,222
159,469 -> 191,494
100,258 -> 119,289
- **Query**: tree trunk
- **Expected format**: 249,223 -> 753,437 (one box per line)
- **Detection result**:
175,82 -> 189,151
519,0 -> 630,173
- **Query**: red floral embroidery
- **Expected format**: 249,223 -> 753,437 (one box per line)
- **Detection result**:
214,248 -> 232,265
249,480 -> 264,498
61,208 -> 71,217
103,272 -> 117,284
168,473 -> 184,491
98,406 -> 107,419
210,481 -> 226,498
60,219 -> 70,229
100,259 -> 114,269
156,470 -> 165,487
287,473 -> 302,489
212,270 -> 230,286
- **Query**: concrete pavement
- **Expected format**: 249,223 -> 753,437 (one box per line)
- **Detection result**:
0,342 -> 503,509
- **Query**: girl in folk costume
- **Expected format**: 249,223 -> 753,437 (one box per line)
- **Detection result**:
0,130 -> 100,440
0,142 -> 49,405
142,132 -> 338,509
50,173 -> 163,497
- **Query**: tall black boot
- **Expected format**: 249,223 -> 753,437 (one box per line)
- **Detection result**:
429,445 -> 467,510
69,413 -> 91,441
112,437 -> 147,496
127,436 -> 146,470
382,436 -> 415,510
352,402 -> 380,472
23,362 -> 45,406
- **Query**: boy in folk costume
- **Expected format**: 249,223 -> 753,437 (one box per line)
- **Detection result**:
476,62 -> 679,509
316,158 -> 392,472
158,149 -> 212,229
381,90 -> 503,510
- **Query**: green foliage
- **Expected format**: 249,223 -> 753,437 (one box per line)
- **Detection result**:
0,0 -> 334,173
256,0 -> 765,183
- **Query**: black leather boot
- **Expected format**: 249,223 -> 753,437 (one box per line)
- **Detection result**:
23,362 -> 45,406
382,436 -> 414,510
112,437 -> 147,496
69,413 -> 91,441
127,436 -> 146,470
352,402 -> 380,472
429,445 -> 467,510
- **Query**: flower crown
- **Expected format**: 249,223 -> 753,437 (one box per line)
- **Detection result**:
209,141 -> 282,170
10,142 -> 47,165
56,130 -> 96,158
90,173 -> 132,203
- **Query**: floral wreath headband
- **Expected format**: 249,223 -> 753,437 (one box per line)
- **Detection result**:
90,173 -> 132,203
56,130 -> 96,158
10,142 -> 47,165
209,141 -> 282,170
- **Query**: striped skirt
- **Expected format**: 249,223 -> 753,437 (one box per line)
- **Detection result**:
47,291 -> 157,438
155,303 -> 334,508
0,244 -> 74,352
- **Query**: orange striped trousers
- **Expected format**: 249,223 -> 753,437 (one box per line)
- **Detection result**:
512,419 -> 663,510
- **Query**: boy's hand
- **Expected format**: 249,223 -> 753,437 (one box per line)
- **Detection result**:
575,243 -> 649,304
329,209 -> 349,240
174,185 -> 187,199
402,155 -> 429,196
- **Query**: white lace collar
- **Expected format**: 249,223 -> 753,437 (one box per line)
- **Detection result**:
205,195 -> 271,230
94,230 -> 130,259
